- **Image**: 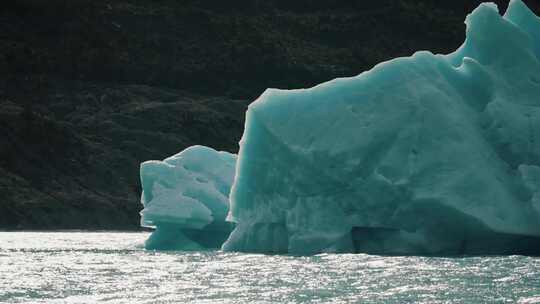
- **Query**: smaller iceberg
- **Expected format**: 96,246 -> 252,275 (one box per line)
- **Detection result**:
140,146 -> 236,250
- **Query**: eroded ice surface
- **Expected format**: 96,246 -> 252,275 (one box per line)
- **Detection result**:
140,146 -> 236,250
222,0 -> 540,255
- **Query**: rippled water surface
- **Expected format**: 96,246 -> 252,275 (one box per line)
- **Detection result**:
1,232 -> 539,303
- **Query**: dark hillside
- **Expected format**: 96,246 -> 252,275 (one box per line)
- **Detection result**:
1,0 -> 539,229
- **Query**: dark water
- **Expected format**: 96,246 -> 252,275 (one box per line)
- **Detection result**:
0,232 -> 539,303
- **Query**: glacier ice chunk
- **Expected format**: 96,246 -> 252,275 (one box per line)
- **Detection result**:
140,145 -> 236,250
222,0 -> 540,255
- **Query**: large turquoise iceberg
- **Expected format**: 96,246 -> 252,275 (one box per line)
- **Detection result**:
140,146 -> 236,250
222,0 -> 540,255
141,0 -> 540,255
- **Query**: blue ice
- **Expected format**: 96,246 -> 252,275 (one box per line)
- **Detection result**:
223,0 -> 540,255
140,146 -> 236,250
141,1 -> 540,255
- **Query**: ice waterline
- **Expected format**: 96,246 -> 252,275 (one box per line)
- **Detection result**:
140,0 -> 540,255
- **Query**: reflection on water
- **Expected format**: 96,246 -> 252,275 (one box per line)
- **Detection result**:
0,232 -> 539,303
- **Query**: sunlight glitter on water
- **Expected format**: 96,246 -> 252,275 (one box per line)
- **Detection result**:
0,232 -> 539,303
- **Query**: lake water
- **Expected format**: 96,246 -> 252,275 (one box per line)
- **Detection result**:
0,232 -> 539,303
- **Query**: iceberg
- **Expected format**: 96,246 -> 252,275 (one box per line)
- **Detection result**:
221,0 -> 540,255
140,146 -> 236,250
